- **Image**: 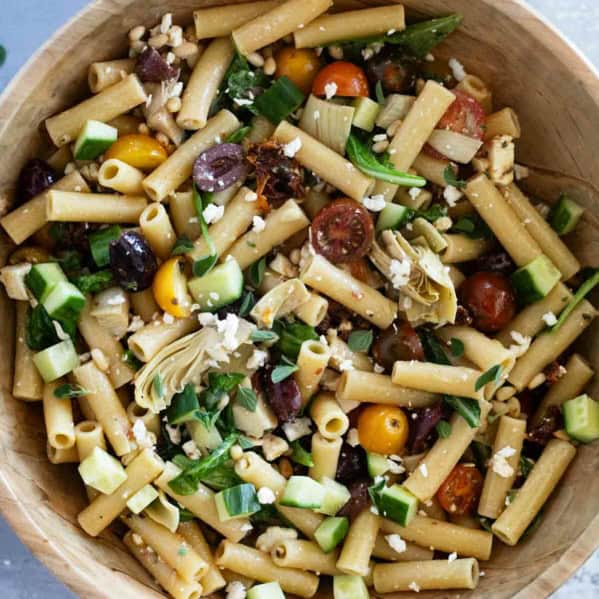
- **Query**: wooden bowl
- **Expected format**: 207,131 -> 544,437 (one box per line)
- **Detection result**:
0,1 -> 598,597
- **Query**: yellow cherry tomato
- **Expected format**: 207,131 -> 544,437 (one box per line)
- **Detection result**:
152,257 -> 192,318
104,134 -> 168,170
357,405 -> 409,455
275,47 -> 321,94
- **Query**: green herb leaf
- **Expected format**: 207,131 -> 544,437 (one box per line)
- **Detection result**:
471,440 -> 492,471
367,478 -> 386,515
224,54 -> 269,112
171,236 -> 195,256
375,80 -> 385,105
239,291 -> 256,317
199,463 -> 243,490
226,126 -> 252,144
53,383 -> 88,398
250,329 -> 279,343
192,185 -> 217,277
253,76 -> 305,124
449,338 -> 464,358
54,249 -> 83,275
519,455 -> 535,479
290,441 -> 314,467
443,165 -> 467,190
25,304 -> 59,351
435,420 -> 452,438
443,396 -> 480,428
236,386 -> 258,412
209,372 -> 246,393
248,257 -> 266,287
451,215 -> 492,240
152,373 -> 165,400
71,269 -> 114,294
123,349 -> 143,371
167,384 -> 200,425
478,516 -> 493,532
274,320 -> 319,360
347,330 -> 373,353
271,363 -> 299,383
419,329 -> 451,365
178,508 -> 195,522
192,254 -> 218,277
475,364 -> 502,391
551,269 -> 599,332
416,204 -> 448,223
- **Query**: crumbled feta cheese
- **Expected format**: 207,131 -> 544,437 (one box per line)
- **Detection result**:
508,330 -> 531,358
385,534 -> 407,554
252,215 -> 266,233
257,487 -> 276,504
542,311 -> 557,326
282,417 -> 312,442
131,420 -> 152,448
387,458 -> 405,475
408,187 -> 422,200
198,312 -> 218,326
216,313 -> 241,350
338,359 -> 354,372
182,439 -> 201,459
389,259 -> 411,289
372,133 -> 388,142
443,185 -> 463,207
234,98 -> 253,107
419,463 -> 429,478
202,203 -> 224,224
362,194 -> 386,212
283,137 -> 302,158
324,81 -> 338,100
408,581 -> 421,592
247,349 -> 269,370
313,110 -> 320,120
165,424 -> 181,445
374,363 -> 385,374
425,53 -> 435,62
448,57 -> 466,81
448,552 -> 458,562
240,522 -> 253,532
490,446 -> 516,478
346,428 -> 360,447
225,581 -> 246,599
244,191 -> 258,202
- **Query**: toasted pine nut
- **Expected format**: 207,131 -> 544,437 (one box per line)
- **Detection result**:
264,57 -> 277,76
148,33 -> 168,48
247,51 -> 265,67
128,26 -> 146,42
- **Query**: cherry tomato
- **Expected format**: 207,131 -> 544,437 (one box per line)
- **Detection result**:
104,134 -> 168,170
436,464 -> 483,515
459,271 -> 516,333
312,62 -> 369,98
348,258 -> 370,283
365,48 -> 417,94
372,321 -> 425,372
152,257 -> 192,318
275,47 -> 321,94
358,405 -> 409,455
311,198 -> 374,264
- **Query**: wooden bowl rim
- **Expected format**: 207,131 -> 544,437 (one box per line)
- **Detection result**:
0,0 -> 598,597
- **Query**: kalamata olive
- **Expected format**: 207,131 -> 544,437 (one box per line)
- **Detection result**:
336,442 -> 367,483
18,159 -> 57,204
193,144 -> 248,192
472,251 -> 515,276
407,401 -> 449,453
109,231 -> 157,292
316,299 -> 371,341
528,406 -> 562,446
337,478 -> 371,521
50,222 -> 96,256
135,47 -> 178,82
365,48 -> 418,93
372,321 -> 425,372
459,271 -> 516,333
261,367 -> 302,423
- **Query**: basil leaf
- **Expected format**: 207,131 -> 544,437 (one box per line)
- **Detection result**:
209,372 -> 246,393
53,383 -> 88,399
236,386 -> 258,412
290,441 -> 314,467
452,215 -> 492,240
152,373 -> 165,400
271,363 -> 299,383
443,165 -> 467,189
199,463 -> 243,490
275,321 -> 319,360
123,349 -> 143,371
25,304 -> 59,351
419,329 -> 450,365
475,364 -> 502,391
238,291 -> 256,317
435,420 -> 452,438
443,395 -> 480,428
171,236 -> 194,256
250,329 -> 279,343
248,256 -> 266,287
450,338 -> 464,358
347,330 -> 374,353
178,508 -> 195,522
416,204 -> 448,223
519,455 -> 535,479
192,254 -> 218,278
226,126 -> 252,144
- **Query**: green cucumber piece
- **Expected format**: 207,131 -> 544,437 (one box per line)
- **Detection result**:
25,262 -> 67,302
279,476 -> 324,509
167,384 -> 199,425
89,225 -> 122,267
186,420 -> 223,451
317,477 -> 351,516
549,194 -> 584,235
42,281 -> 86,324
379,484 -> 418,526
126,485 -> 159,514
188,259 -> 243,312
563,394 -> 599,443
247,582 -> 285,599
333,575 -> 369,599
376,202 -> 412,232
215,483 -> 261,521
74,120 -> 118,160
33,339 -> 79,382
511,255 -> 561,305
78,446 -> 127,494
352,96 -> 381,132
367,452 -> 390,478
314,516 -> 349,553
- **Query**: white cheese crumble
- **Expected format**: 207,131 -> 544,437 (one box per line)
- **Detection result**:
216,313 -> 241,350
225,581 -> 246,599
419,463 -> 429,478
408,581 -> 421,592
282,417 -> 312,442
246,349 -> 268,370
244,190 -> 258,202
283,137 -> 302,158
385,534 -> 407,553
362,194 -> 386,212
408,187 -> 422,200
234,98 -> 253,107
542,311 -> 558,326
374,363 -> 385,374
251,215 -> 266,233
182,439 -> 201,459
491,446 -> 517,478
202,203 -> 224,224
443,184 -> 463,207
313,110 -> 320,120
448,57 -> 466,81
508,330 -> 531,358
324,81 -> 338,100
257,487 -> 276,504
131,420 -> 152,449
165,424 -> 181,445
389,259 -> 411,289
338,359 -> 354,372
346,428 -> 360,447
448,552 -> 458,562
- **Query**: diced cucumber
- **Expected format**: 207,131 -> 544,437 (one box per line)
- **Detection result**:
549,194 -> 584,235
25,262 -> 67,302
126,485 -> 159,514
376,202 -> 412,232
563,394 -> 599,443
215,483 -> 261,521
352,96 -> 381,132
333,575 -> 369,599
33,339 -> 79,382
78,446 -> 127,494
186,420 -> 223,451
89,225 -> 122,267
42,281 -> 86,324
379,484 -> 418,526
314,516 -> 349,553
279,476 -> 324,509
247,582 -> 285,599
74,120 -> 118,161
317,477 -> 351,516
511,255 -> 561,305
188,259 -> 243,312
367,452 -> 390,478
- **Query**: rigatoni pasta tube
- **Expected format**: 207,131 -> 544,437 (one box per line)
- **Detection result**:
13,302 -> 43,400
373,558 -> 479,593
235,451 -> 287,496
273,121 -> 374,201
129,289 -> 160,323
169,192 -> 202,241
326,330 -> 373,372
127,402 -> 160,437
381,515 -> 493,560
45,74 -> 147,146
123,532 -> 202,599
143,110 -> 240,202
336,509 -> 379,576
309,433 -> 342,480
46,191 -> 147,223
128,316 -> 199,362
310,392 -> 349,440
215,541 -> 319,597
98,159 -> 144,195
464,174 -> 543,266
441,234 -> 494,264
301,254 -> 397,328
275,505 -> 324,539
139,203 -> 176,260
295,292 -> 328,326
75,420 -> 106,500
492,439 -> 576,545
508,300 -> 597,390
374,81 -> 456,199
295,340 -> 330,403
501,183 -> 580,279
478,416 -> 526,519
72,362 -> 131,456
403,402 -> 491,502
78,448 -> 164,536
372,534 -> 434,562
43,381 -> 75,450
194,1 -> 280,39
232,0 -> 332,56
177,38 -> 234,130
484,107 -> 521,140
294,5 -> 405,47
47,443 -> 79,464
88,58 -> 135,93
272,539 -> 342,575
337,370 -> 438,408
456,74 -> 493,113
412,152 -> 450,187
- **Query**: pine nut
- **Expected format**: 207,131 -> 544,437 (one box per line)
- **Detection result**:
128,26 -> 146,42
263,57 -> 277,76
148,33 -> 168,48
247,51 -> 265,67
173,41 -> 198,59
138,123 -> 150,135
387,119 -> 402,137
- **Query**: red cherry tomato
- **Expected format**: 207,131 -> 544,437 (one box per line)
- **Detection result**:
459,271 -> 517,333
372,321 -> 425,372
436,464 -> 483,515
311,198 -> 374,264
312,62 -> 370,98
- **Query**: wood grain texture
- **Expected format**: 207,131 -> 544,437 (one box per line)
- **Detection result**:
0,1 -> 597,598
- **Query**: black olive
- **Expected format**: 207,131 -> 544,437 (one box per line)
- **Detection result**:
259,366 -> 302,424
336,442 -> 367,483
135,47 -> 179,83
365,47 -> 418,94
18,159 -> 58,204
109,231 -> 157,291
193,144 -> 248,192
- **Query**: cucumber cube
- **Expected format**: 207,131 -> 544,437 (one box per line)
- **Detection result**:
333,575 -> 369,599
188,259 -> 243,312
33,339 -> 79,382
43,280 -> 86,324
563,394 -> 599,443
317,477 -> 351,516
352,96 -> 381,132
74,120 -> 118,161
78,446 -> 127,494
186,419 -> 223,451
25,262 -> 67,302
314,516 -> 349,553
549,194 -> 584,236
215,483 -> 261,521
279,476 -> 325,509
379,484 -> 418,526
376,202 -> 412,232
126,484 -> 159,514
247,582 -> 285,599
367,452 -> 390,478
511,255 -> 561,305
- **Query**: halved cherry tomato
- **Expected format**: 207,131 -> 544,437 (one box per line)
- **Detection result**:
436,464 -> 483,515
312,61 -> 369,98
104,133 -> 168,170
311,198 -> 374,264
372,321 -> 425,372
358,405 -> 409,455
348,258 -> 370,283
275,47 -> 321,94
152,257 -> 192,318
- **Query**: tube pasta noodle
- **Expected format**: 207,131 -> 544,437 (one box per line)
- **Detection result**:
127,402 -> 160,436
309,433 -> 341,480
88,58 -> 135,93
250,279 -> 311,328
232,0 -> 332,56
224,199 -> 309,270
301,254 -> 397,328
326,330 -> 373,372
464,174 -> 543,266
492,439 -> 576,545
295,340 -> 331,403
336,509 -> 379,577
13,302 -> 43,400
275,505 -> 324,539
309,392 -> 349,440
374,81 -> 457,199
412,152 -> 450,188
143,110 -> 240,202
45,74 -> 147,146
508,299 -> 597,390
98,159 -> 144,195
43,381 -> 75,450
441,234 -> 494,264
456,74 -> 493,113
484,107 -> 521,140
177,38 -> 234,131
372,534 -> 434,562
294,5 -> 405,48
478,416 -> 526,519
75,420 -> 106,500
129,289 -> 160,323
169,192 -> 202,240
139,203 -> 177,260
234,451 -> 287,495
273,121 -> 374,201
272,539 -> 343,575
294,292 -> 328,326
403,401 -> 491,502
374,558 -> 479,593
194,1 -> 280,39
47,443 -> 79,464
501,183 -> 580,279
